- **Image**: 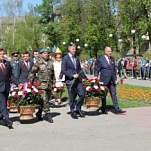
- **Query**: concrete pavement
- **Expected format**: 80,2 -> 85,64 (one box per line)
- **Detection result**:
1,77 -> 151,151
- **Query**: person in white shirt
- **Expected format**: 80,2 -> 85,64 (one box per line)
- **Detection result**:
53,54 -> 65,82
53,54 -> 65,104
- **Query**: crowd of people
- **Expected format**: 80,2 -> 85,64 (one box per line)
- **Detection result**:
0,45 -> 126,129
116,56 -> 151,80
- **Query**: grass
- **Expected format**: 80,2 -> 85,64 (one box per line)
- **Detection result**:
61,84 -> 151,109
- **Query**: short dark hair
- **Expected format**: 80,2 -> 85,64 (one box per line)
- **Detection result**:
0,48 -> 5,52
68,43 -> 76,49
24,51 -> 30,56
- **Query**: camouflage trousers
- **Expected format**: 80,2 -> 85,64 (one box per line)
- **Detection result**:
39,89 -> 53,113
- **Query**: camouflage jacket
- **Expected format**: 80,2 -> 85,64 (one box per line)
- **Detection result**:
28,57 -> 55,90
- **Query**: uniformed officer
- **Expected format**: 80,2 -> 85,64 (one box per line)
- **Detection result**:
28,48 -> 55,123
10,52 -> 19,78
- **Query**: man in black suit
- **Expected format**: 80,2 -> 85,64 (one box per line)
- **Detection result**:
0,48 -> 21,129
94,46 -> 124,114
61,43 -> 87,119
30,49 -> 40,82
17,52 -> 34,83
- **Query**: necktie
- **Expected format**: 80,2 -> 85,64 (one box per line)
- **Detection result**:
1,63 -> 5,74
26,62 -> 29,70
108,57 -> 112,65
71,55 -> 76,68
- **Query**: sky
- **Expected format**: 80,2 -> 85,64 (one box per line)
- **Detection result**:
23,0 -> 42,12
0,0 -> 43,16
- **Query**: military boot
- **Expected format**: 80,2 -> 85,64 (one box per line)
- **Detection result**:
36,109 -> 43,121
46,113 -> 53,123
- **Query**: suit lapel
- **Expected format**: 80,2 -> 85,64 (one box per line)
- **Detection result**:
67,54 -> 75,69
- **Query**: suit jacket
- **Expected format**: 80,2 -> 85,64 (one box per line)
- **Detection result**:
0,60 -> 19,93
61,54 -> 84,85
94,56 -> 117,85
17,60 -> 34,83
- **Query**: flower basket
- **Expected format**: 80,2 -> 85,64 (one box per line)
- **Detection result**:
18,105 -> 35,120
54,91 -> 62,100
85,97 -> 100,110
7,100 -> 18,113
53,81 -> 65,103
9,105 -> 18,113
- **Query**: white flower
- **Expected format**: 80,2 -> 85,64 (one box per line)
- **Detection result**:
54,88 -> 57,91
18,91 -> 23,95
86,86 -> 91,91
99,82 -> 104,85
91,80 -> 95,83
100,86 -> 105,90
26,88 -> 31,93
12,91 -> 16,96
33,88 -> 38,93
93,85 -> 98,89
55,82 -> 63,87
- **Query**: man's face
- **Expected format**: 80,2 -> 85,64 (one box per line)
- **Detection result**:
0,51 -> 5,60
13,56 -> 18,61
105,47 -> 112,57
24,54 -> 30,62
41,52 -> 49,60
68,46 -> 76,55
33,52 -> 39,59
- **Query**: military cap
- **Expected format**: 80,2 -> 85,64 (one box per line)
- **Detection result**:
39,48 -> 48,54
11,52 -> 19,57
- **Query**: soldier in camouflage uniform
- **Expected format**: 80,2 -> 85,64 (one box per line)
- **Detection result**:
28,48 -> 55,123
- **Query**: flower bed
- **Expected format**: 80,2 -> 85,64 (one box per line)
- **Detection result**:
116,85 -> 151,102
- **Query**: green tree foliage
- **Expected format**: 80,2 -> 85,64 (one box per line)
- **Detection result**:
118,0 -> 151,53
35,0 -> 61,48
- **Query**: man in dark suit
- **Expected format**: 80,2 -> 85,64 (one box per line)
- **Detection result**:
17,52 -> 34,83
30,49 -> 40,82
94,46 -> 124,114
0,48 -> 21,129
61,43 -> 86,119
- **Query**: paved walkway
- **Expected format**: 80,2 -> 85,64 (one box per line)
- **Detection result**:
1,77 -> 151,151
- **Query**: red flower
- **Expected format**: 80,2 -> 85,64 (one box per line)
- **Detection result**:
96,87 -> 101,92
120,78 -> 124,84
7,100 -> 11,107
38,90 -> 43,94
27,83 -> 32,88
83,84 -> 87,88
88,87 -> 93,92
13,94 -> 18,98
32,91 -> 36,95
103,86 -> 108,90
95,79 -> 100,84
23,90 -> 27,94
33,82 -> 37,87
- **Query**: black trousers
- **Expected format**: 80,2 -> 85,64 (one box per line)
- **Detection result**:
0,90 -> 9,121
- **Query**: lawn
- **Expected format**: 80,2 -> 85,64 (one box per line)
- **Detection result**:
61,84 -> 151,109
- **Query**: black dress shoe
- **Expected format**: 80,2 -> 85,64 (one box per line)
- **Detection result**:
46,113 -> 54,123
71,112 -> 78,119
101,110 -> 108,114
76,111 -> 85,117
6,120 -> 14,129
0,119 -> 4,126
36,112 -> 43,121
115,108 -> 126,114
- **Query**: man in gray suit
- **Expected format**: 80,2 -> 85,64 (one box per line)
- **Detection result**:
17,52 -> 34,83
